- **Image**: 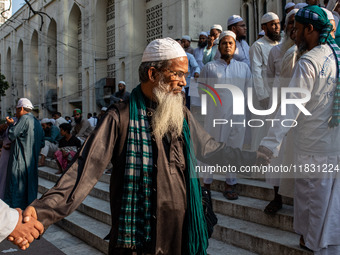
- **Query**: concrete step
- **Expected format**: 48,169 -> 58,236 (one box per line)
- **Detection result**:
208,175 -> 294,206
43,224 -> 105,255
37,192 -> 109,255
212,213 -> 312,255
38,166 -> 111,202
207,238 -> 258,255
55,210 -> 110,255
211,191 -> 294,233
43,158 -> 111,184
38,177 -> 111,226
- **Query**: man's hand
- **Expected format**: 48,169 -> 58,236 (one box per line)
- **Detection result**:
194,72 -> 199,79
6,117 -> 14,125
256,151 -> 271,166
7,207 -> 43,250
207,36 -> 215,49
256,145 -> 273,166
259,97 -> 270,110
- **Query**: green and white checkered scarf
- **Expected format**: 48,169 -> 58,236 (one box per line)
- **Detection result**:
117,85 -> 208,254
296,5 -> 340,127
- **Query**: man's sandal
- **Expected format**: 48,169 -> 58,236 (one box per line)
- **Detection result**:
264,200 -> 282,215
223,189 -> 238,200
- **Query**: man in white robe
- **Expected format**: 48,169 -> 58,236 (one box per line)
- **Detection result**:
200,31 -> 252,200
227,15 -> 250,67
249,12 -> 281,151
259,6 -> 340,254
263,9 -> 298,214
203,24 -> 222,64
193,31 -> 208,69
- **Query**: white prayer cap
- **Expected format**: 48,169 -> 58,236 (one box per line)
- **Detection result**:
210,24 -> 223,31
259,30 -> 265,36
182,35 -> 191,41
101,107 -> 107,111
321,7 -> 335,20
16,98 -> 33,109
118,81 -> 126,85
219,30 -> 236,41
227,15 -> 243,27
49,118 -> 56,125
261,12 -> 279,24
285,9 -> 299,25
285,2 -> 295,10
295,3 -> 308,9
41,118 -> 50,124
199,31 -> 208,37
141,37 -> 187,62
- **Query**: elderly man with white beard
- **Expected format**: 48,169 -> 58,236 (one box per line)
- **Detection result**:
200,31 -> 252,200
13,38 -> 268,255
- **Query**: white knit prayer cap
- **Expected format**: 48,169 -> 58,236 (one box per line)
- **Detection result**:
141,37 -> 187,62
199,31 -> 208,37
182,35 -> 191,41
101,107 -> 108,111
49,118 -> 56,125
16,98 -> 33,109
285,2 -> 295,10
261,12 -> 279,24
285,9 -> 299,26
210,24 -> 223,31
227,15 -> 243,27
41,118 -> 50,124
118,81 -> 126,85
321,7 -> 335,20
295,3 -> 308,9
219,31 -> 237,41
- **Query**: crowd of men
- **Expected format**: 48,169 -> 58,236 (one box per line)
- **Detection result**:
1,1 -> 340,255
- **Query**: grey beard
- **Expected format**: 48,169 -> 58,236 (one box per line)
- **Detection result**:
297,41 -> 308,58
152,81 -> 184,141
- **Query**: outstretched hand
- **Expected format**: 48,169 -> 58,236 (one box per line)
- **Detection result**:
7,206 -> 43,250
256,145 -> 273,166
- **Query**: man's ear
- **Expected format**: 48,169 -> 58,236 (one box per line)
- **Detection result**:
261,24 -> 266,33
306,24 -> 314,34
148,67 -> 157,82
231,26 -> 237,33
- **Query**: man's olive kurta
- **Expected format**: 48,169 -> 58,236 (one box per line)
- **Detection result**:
31,96 -> 256,254
4,113 -> 45,209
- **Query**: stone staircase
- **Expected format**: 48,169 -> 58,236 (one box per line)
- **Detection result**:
37,159 -> 312,255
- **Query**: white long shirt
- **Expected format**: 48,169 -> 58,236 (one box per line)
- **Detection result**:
249,36 -> 280,100
199,58 -> 252,148
193,47 -> 205,70
234,40 -> 250,67
261,44 -> 340,156
0,199 -> 18,242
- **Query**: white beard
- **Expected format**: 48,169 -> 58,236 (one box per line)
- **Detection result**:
152,81 -> 184,140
